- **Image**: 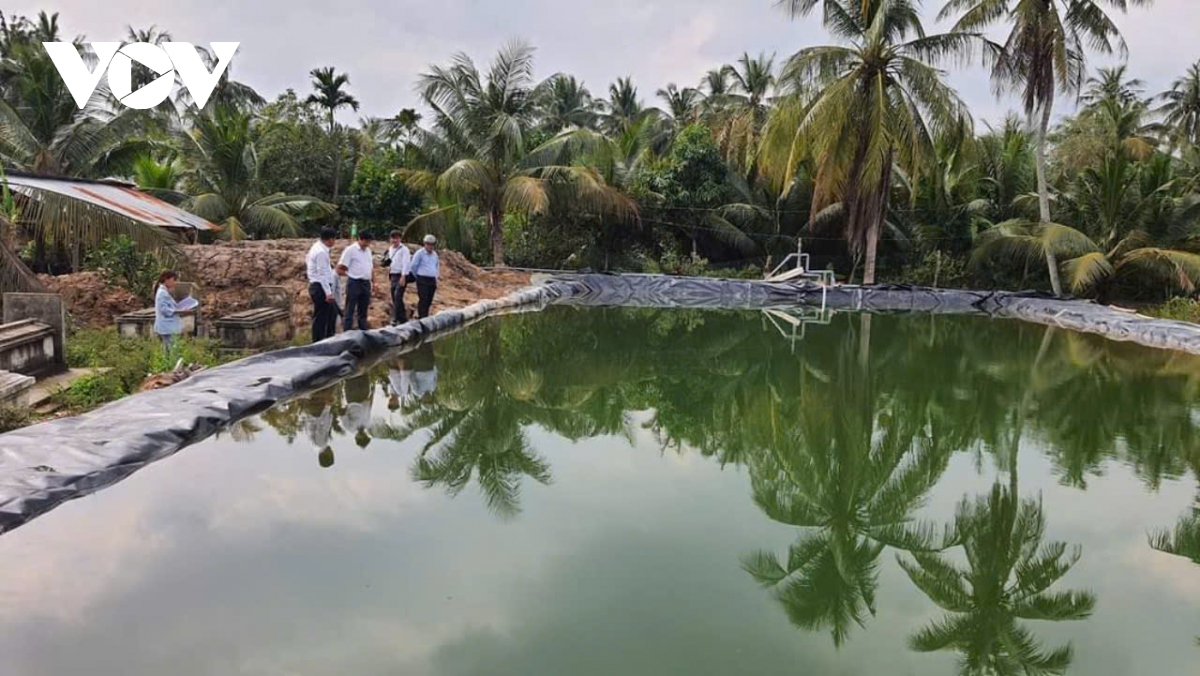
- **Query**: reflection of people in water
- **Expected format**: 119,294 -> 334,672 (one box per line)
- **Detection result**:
387,343 -> 437,408
303,387 -> 338,468
343,373 -> 374,448
409,342 -> 438,399
388,355 -> 412,409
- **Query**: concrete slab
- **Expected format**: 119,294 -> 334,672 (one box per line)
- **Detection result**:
0,370 -> 35,408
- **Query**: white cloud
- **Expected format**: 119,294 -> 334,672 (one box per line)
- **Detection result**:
8,0 -> 1195,126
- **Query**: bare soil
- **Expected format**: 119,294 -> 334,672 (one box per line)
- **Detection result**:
42,239 -> 531,333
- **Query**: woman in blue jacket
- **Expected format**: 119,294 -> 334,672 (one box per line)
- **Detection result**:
154,270 -> 189,349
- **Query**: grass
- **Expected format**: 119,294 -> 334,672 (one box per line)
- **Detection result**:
55,329 -> 231,412
1144,297 -> 1200,324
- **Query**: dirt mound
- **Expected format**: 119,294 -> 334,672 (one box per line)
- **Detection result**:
40,271 -> 143,329
47,239 -> 531,333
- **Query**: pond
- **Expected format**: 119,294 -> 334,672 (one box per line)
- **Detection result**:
0,306 -> 1197,675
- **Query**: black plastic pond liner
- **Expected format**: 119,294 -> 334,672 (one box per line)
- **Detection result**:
0,286 -> 555,534
546,273 -> 1200,353
5,273 -> 1200,535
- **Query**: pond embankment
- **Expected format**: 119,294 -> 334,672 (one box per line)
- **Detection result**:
40,239 -> 531,332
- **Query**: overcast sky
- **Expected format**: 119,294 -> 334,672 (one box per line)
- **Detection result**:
14,0 -> 1200,127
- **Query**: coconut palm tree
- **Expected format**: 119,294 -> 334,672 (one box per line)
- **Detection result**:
305,66 -> 359,200
713,52 -> 776,174
394,107 -> 422,141
971,219 -> 1200,299
541,74 -> 598,132
177,104 -> 334,239
892,121 -> 989,257
976,115 -> 1037,224
405,41 -> 634,266
764,0 -> 972,284
656,83 -> 701,126
1158,61 -> 1200,150
698,67 -> 733,116
973,73 -> 1200,298
0,13 -> 147,177
938,0 -> 1153,296
0,12 -> 178,270
131,155 -> 182,191
125,24 -> 171,44
725,52 -> 776,113
602,76 -> 662,137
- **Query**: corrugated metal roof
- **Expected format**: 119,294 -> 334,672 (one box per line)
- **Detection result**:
5,174 -> 219,231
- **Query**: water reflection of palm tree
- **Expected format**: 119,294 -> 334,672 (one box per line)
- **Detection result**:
1151,492 -> 1200,647
412,403 -> 553,518
378,324 -> 555,518
898,485 -> 1095,675
1151,500 -> 1200,565
899,327 -> 1095,675
742,318 -> 953,646
1035,331 -> 1200,489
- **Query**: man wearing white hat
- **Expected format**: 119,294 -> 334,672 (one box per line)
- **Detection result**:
407,234 -> 441,318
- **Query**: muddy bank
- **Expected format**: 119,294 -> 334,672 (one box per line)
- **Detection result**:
41,239 -> 530,331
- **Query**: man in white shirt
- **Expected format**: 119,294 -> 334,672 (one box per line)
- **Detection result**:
306,227 -> 339,342
384,230 -> 413,325
337,230 -> 375,331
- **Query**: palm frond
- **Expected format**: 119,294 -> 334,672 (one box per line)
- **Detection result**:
1118,247 -> 1200,293
1062,251 -> 1113,294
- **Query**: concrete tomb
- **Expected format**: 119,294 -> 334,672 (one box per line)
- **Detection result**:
0,294 -> 66,377
213,285 -> 294,350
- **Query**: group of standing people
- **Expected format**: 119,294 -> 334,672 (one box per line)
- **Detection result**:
306,227 -> 441,342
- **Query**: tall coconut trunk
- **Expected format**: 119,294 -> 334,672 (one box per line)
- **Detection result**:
862,150 -> 893,286
489,204 -> 506,267
1033,99 -> 1063,296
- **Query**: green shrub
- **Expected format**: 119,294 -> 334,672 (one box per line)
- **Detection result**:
1145,297 -> 1200,324
53,373 -> 126,410
893,251 -> 971,289
641,248 -> 711,277
62,328 -> 228,410
345,154 -> 425,230
85,235 -> 161,300
0,405 -> 30,433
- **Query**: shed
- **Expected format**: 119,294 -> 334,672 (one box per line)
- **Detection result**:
3,172 -> 219,241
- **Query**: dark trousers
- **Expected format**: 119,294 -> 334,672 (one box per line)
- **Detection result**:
416,275 -> 437,318
389,273 -> 408,324
344,278 -> 371,331
308,282 -> 337,341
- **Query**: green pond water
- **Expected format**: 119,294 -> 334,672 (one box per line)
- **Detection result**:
0,307 -> 1198,676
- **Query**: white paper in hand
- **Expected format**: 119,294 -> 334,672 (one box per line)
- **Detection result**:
177,296 -> 199,311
